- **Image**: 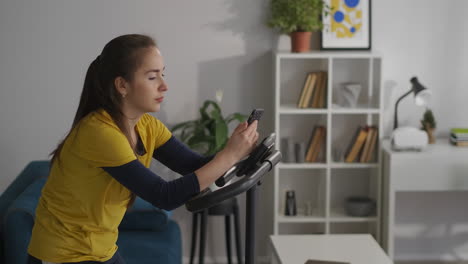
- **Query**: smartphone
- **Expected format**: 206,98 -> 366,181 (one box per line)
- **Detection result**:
247,108 -> 264,125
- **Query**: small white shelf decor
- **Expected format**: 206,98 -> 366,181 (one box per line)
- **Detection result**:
273,51 -> 383,242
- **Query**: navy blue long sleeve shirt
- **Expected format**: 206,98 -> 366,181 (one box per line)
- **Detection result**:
102,136 -> 214,211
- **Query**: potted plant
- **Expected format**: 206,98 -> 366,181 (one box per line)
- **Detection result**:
171,100 -> 247,155
421,108 -> 436,144
267,0 -> 331,53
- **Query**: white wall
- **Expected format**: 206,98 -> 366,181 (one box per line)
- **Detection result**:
374,0 -> 468,261
374,0 -> 468,137
1,0 -> 467,262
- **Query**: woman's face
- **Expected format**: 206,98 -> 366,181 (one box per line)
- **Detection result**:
124,46 -> 167,114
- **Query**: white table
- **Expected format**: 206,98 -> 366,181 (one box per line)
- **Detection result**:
381,139 -> 468,259
270,234 -> 393,264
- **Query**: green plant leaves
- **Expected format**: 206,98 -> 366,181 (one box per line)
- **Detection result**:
171,100 -> 247,155
267,0 -> 330,34
421,108 -> 436,130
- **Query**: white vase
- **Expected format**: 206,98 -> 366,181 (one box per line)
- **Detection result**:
338,83 -> 362,108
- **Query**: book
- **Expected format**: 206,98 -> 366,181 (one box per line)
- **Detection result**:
297,73 -> 313,108
317,72 -> 328,108
310,127 -> 326,162
302,73 -> 318,108
359,126 -> 374,163
317,127 -> 327,162
450,128 -> 468,141
450,133 -> 468,141
364,126 -> 378,162
451,128 -> 468,134
452,138 -> 468,143
306,126 -> 324,162
344,127 -> 361,162
310,72 -> 323,108
452,141 -> 468,147
450,136 -> 468,146
345,127 -> 369,163
305,126 -> 320,162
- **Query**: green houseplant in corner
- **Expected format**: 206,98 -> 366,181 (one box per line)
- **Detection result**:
171,100 -> 247,156
421,108 -> 436,144
267,0 -> 330,53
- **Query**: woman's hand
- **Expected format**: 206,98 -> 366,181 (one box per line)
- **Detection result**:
194,121 -> 259,190
222,120 -> 259,162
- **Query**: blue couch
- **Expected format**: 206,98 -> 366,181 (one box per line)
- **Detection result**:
0,161 -> 182,264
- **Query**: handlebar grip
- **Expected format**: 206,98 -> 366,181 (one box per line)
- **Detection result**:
215,161 -> 241,187
236,144 -> 269,176
215,176 -> 226,187
186,149 -> 282,213
215,172 -> 234,187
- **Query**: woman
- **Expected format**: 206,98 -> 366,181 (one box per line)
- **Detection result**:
27,34 -> 258,264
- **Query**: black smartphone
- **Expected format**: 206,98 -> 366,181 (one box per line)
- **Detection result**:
247,108 -> 264,125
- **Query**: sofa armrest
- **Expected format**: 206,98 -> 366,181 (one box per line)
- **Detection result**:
3,178 -> 46,264
0,161 -> 49,219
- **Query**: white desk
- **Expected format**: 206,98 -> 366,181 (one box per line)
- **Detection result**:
381,139 -> 468,259
270,234 -> 393,264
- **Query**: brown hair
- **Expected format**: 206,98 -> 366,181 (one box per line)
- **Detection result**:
51,34 -> 157,207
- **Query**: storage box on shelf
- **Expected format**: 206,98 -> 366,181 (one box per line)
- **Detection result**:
273,51 -> 383,242
330,168 -> 379,221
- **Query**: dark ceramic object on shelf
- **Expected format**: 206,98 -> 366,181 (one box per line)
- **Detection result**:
345,196 -> 376,217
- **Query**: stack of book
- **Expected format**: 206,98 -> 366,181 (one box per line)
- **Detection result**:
305,126 -> 326,163
344,126 -> 378,163
450,128 -> 468,146
297,71 -> 328,108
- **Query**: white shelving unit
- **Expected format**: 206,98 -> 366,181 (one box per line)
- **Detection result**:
273,51 -> 383,243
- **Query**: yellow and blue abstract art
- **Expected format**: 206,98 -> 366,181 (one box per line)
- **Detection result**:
331,0 -> 362,38
321,0 -> 370,50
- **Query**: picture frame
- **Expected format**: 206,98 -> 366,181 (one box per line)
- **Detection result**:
320,0 -> 371,50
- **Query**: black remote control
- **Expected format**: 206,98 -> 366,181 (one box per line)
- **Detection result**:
247,108 -> 264,125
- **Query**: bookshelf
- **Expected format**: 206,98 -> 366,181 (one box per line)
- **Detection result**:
273,51 -> 383,243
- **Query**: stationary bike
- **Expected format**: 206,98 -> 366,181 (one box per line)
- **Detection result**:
186,133 -> 281,264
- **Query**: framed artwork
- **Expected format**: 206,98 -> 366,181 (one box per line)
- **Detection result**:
320,0 -> 371,50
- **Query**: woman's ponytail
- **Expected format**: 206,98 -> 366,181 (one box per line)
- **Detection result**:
50,56 -> 103,163
74,56 -> 103,125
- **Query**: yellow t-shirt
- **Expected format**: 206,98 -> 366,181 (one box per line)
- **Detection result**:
28,109 -> 172,262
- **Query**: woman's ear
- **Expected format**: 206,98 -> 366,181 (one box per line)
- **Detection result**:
114,76 -> 128,98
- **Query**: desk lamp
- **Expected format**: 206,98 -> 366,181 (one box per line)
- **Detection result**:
391,77 -> 432,150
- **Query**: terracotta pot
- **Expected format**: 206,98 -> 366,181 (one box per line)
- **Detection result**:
290,31 -> 312,53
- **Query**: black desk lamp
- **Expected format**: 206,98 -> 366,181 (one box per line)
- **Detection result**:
391,77 -> 432,150
393,77 -> 431,129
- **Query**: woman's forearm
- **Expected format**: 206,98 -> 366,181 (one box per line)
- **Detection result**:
153,136 -> 215,175
195,149 -> 237,190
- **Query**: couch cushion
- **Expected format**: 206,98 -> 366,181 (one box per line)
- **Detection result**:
4,178 -> 47,264
119,197 -> 170,231
0,161 -> 49,221
117,220 -> 182,264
